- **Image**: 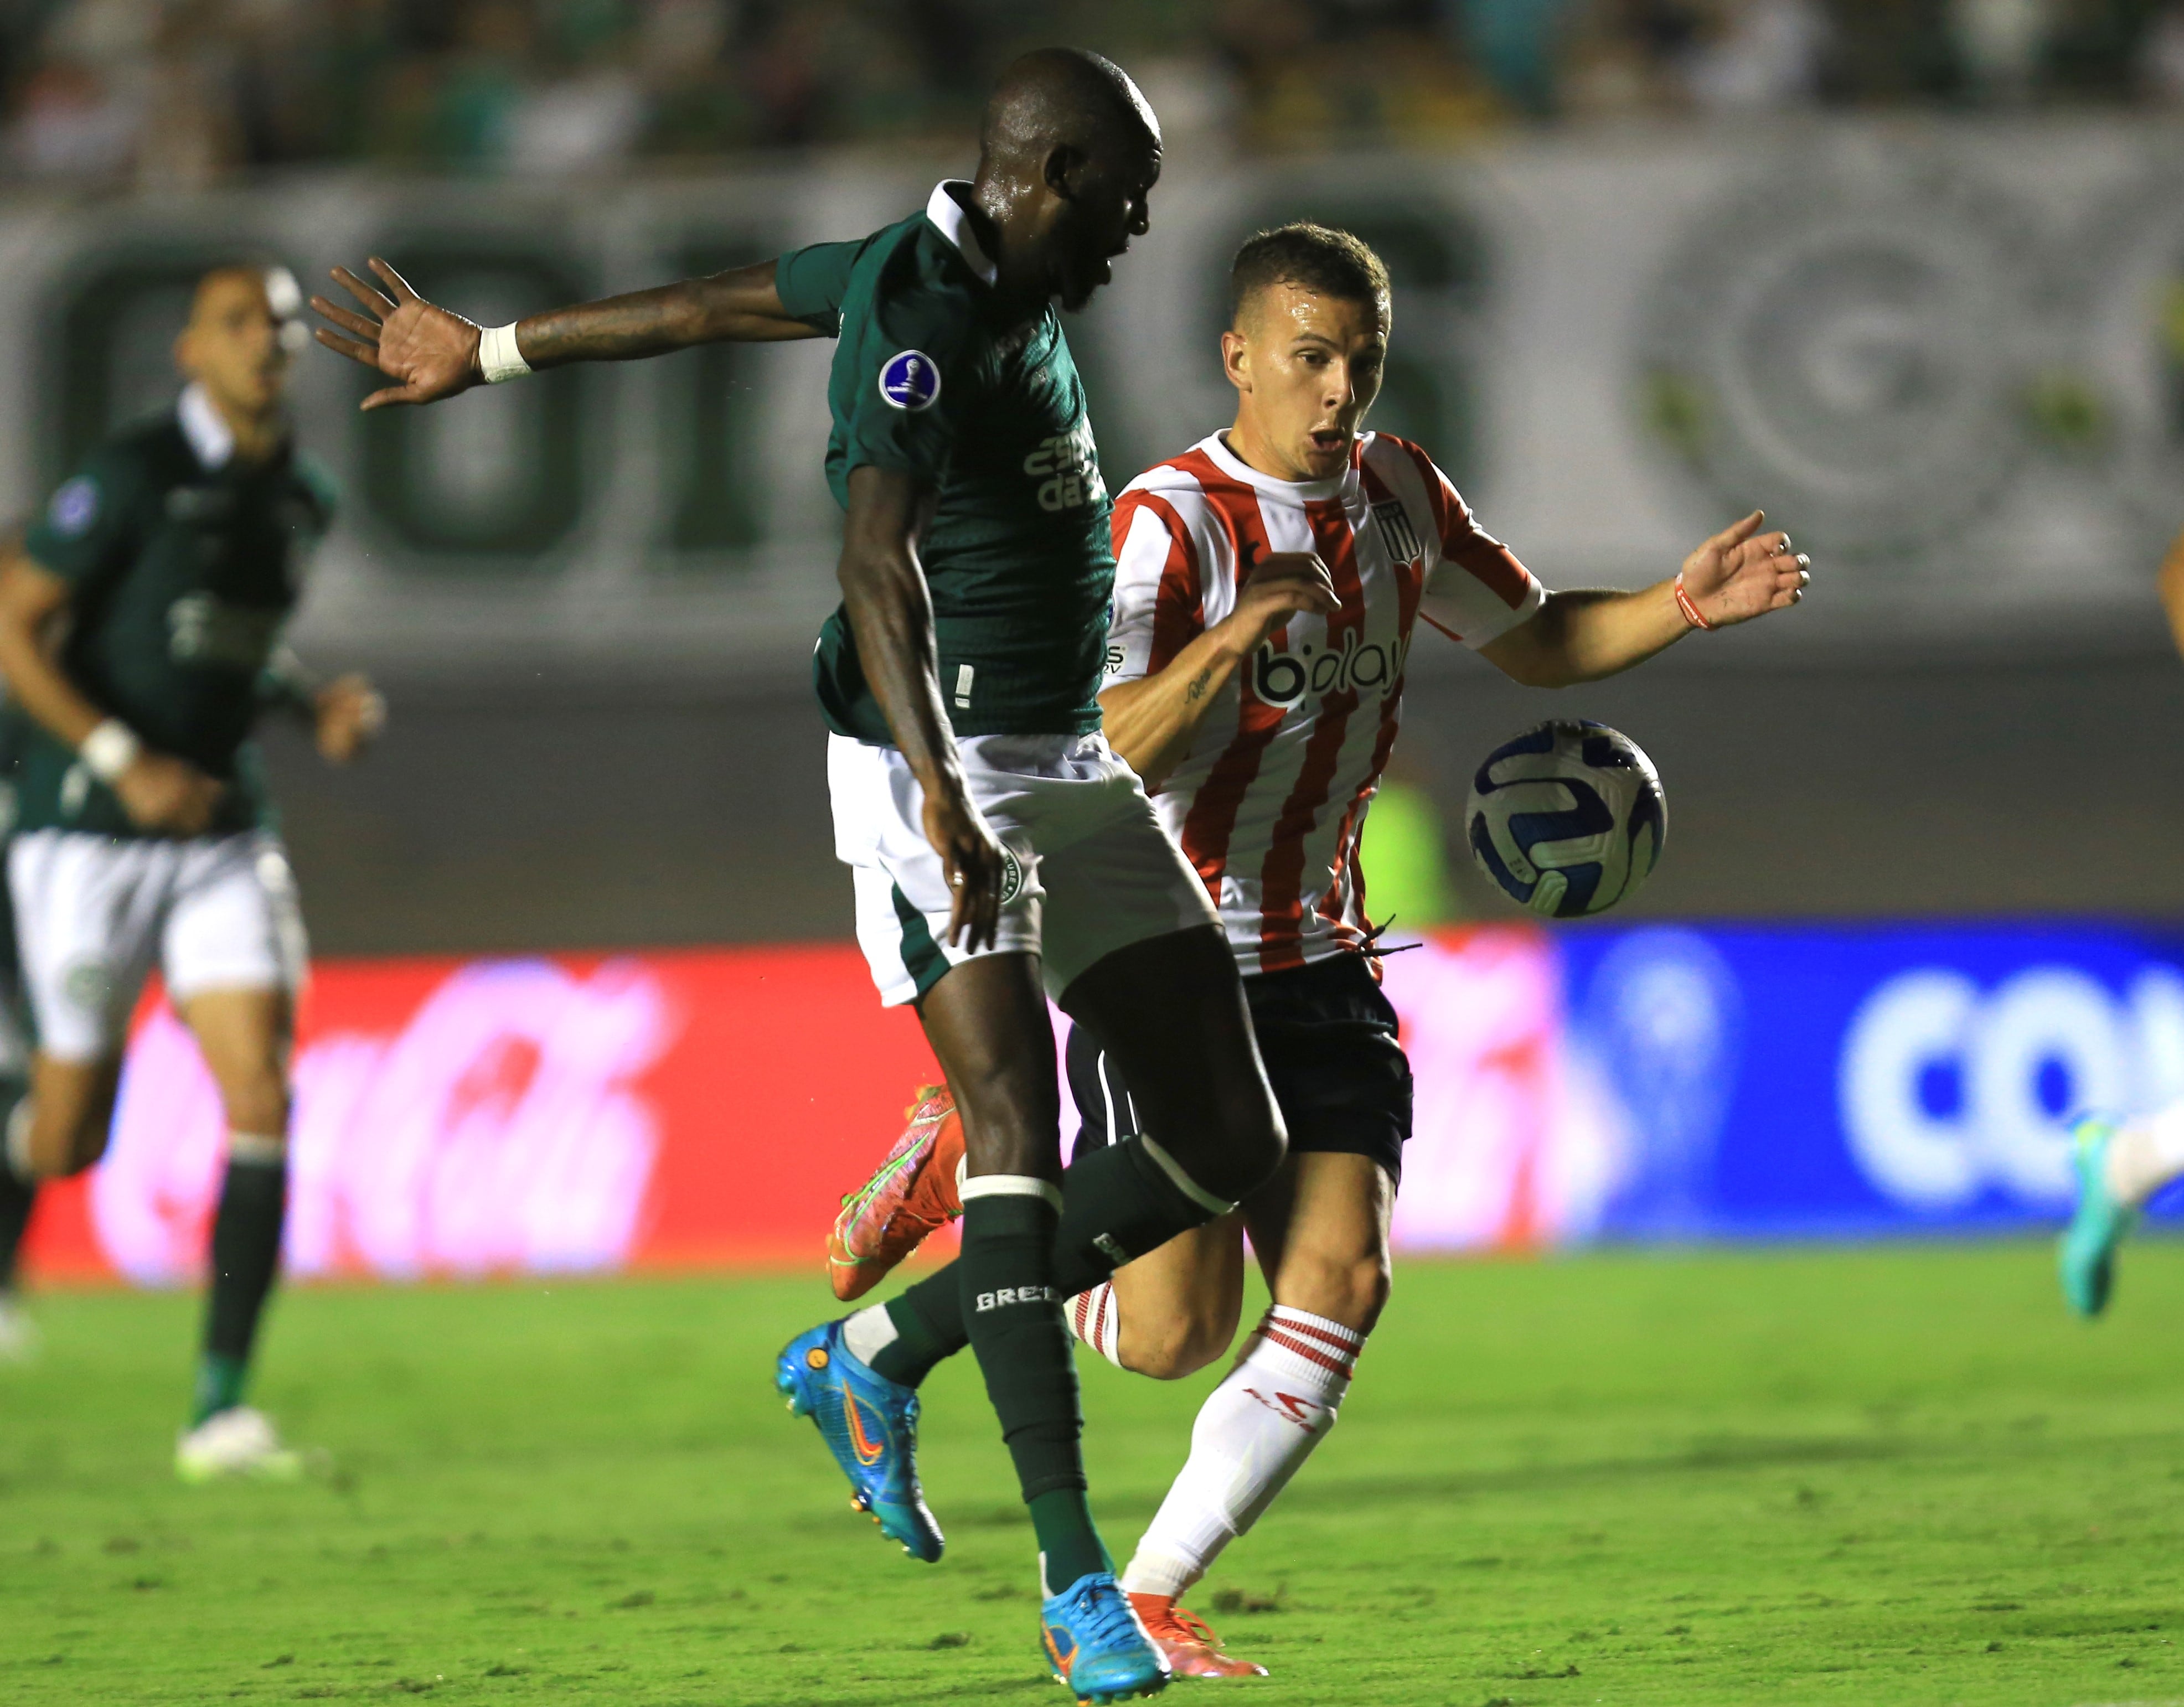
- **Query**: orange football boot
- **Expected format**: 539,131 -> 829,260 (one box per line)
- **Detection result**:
1126,1594 -> 1268,1679
826,1084 -> 965,1301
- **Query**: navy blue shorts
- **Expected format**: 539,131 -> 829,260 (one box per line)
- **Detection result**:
1067,950 -> 1413,1186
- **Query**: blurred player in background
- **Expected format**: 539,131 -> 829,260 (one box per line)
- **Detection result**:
0,265 -> 383,1476
829,222 -> 1810,1675
312,49 -> 1290,1703
2059,521 -> 2184,1316
0,618 -> 37,1362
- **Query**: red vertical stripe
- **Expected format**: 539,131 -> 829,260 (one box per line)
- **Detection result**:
1168,450 -> 1286,898
1113,490 -> 1205,675
1390,434 -> 1532,609
1313,460 -> 1427,949
1254,496 -> 1366,971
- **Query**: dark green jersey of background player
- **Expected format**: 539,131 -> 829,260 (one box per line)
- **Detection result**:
17,383 -> 334,839
775,181 -> 1113,744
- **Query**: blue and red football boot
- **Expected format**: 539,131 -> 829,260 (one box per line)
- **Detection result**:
775,1320 -> 943,1561
1042,1571 -> 1169,1705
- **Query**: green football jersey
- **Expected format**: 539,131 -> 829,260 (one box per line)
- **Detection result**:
18,386 -> 334,839
776,182 -> 1113,744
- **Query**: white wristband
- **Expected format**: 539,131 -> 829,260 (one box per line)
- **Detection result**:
478,322 -> 531,384
80,718 -> 141,785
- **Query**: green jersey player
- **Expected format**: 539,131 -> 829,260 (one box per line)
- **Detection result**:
0,266 -> 384,1476
313,49 -> 1288,1702
0,687 -> 38,1362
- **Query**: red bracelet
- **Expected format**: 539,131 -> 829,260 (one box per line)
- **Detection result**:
1674,573 -> 1712,631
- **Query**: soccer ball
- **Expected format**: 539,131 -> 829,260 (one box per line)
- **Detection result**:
1465,720 -> 1666,918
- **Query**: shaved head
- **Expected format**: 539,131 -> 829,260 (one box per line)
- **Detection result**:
963,48 -> 1162,313
978,47 -> 1159,174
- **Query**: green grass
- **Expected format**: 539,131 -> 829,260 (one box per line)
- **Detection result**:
4,1244 -> 2184,1706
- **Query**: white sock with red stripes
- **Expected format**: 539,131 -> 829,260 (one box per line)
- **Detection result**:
1065,1281 -> 1124,1367
1119,1306 -> 1362,1599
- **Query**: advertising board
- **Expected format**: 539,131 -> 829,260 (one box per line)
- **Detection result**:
27,923 -> 2178,1284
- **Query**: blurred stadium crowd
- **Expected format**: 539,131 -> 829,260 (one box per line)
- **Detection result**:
1,0 -> 2180,188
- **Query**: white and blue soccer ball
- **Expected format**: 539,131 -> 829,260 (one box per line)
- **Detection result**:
1464,720 -> 1666,918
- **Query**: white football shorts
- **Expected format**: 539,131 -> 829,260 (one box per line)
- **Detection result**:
9,829 -> 308,1062
830,731 -> 1219,1007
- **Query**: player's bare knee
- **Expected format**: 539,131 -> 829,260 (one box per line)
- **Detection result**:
1284,1244 -> 1390,1336
1122,1305 -> 1234,1381
218,1072 -> 290,1141
27,1067 -> 121,1177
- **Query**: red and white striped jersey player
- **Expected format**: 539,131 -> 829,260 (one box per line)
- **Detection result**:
822,221 -> 1809,1677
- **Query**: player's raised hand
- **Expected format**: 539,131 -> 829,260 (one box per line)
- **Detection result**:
1222,550 -> 1341,653
311,258 -> 483,411
1677,510 -> 1810,629
313,673 -> 386,764
113,751 -> 225,837
922,780 -> 1010,953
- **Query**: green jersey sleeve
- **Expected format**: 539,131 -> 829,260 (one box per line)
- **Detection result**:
774,239 -> 870,337
22,447 -> 141,591
835,262 -> 977,492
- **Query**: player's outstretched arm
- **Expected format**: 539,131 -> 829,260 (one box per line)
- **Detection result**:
1099,551 -> 1338,790
0,551 -> 222,833
1480,511 -> 1809,689
312,256 -> 821,412
838,465 -> 1008,951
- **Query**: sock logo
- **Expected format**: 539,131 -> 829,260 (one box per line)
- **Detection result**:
975,1284 -> 1058,1312
1092,1232 -> 1130,1266
1243,1386 -> 1328,1434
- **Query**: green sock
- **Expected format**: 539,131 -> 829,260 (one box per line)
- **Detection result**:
193,1150 -> 287,1427
1029,1488 -> 1112,1597
864,1290 -> 951,1387
190,1352 -> 248,1427
860,1138 -> 1223,1386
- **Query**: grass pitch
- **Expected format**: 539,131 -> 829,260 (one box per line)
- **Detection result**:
4,1244 -> 2183,1706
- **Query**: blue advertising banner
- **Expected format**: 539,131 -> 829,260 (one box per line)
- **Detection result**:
1378,922 -> 2184,1249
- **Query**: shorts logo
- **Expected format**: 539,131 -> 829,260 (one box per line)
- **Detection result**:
997,845 -> 1025,908
49,477 -> 98,537
975,1284 -> 1057,1312
879,350 -> 941,412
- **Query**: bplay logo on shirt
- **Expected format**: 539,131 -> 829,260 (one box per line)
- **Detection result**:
1251,627 -> 1408,710
879,350 -> 941,411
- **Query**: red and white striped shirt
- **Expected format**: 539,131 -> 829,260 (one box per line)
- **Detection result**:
1106,430 -> 1543,976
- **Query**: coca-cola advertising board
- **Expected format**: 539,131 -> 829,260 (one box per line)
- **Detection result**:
24,929 -> 1607,1284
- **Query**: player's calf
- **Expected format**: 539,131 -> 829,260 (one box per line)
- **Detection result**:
13,1055 -> 123,1178
1073,1217 -> 1246,1380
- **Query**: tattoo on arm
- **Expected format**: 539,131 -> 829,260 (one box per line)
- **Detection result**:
1185,667 -> 1214,703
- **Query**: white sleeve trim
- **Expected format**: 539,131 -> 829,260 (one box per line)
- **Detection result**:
1420,559 -> 1546,650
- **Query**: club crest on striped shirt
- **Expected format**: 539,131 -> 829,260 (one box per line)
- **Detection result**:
1372,498 -> 1422,564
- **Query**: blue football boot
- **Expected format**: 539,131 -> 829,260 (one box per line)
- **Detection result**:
1041,1571 -> 1170,1705
775,1321 -> 943,1561
2059,1116 -> 2136,1319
